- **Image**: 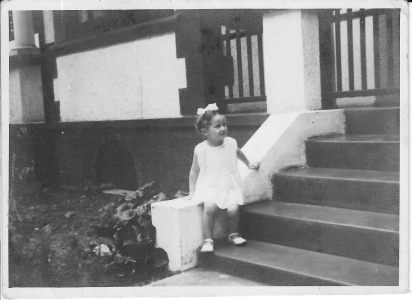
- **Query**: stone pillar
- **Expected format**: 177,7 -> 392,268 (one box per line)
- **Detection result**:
42,10 -> 56,44
9,10 -> 45,124
11,11 -> 36,50
262,10 -> 322,113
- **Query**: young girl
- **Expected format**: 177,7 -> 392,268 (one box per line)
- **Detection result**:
187,103 -> 259,253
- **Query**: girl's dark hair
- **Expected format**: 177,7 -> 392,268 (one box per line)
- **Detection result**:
195,110 -> 219,132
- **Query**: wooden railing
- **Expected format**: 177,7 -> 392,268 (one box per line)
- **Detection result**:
58,10 -> 175,43
221,26 -> 266,104
319,9 -> 400,108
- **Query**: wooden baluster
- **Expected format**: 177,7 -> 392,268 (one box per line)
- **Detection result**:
386,11 -> 394,88
335,10 -> 342,92
347,9 -> 354,91
235,28 -> 244,98
246,33 -> 254,97
319,10 -> 336,109
257,33 -> 265,96
360,9 -> 367,90
373,12 -> 381,89
225,27 -> 233,99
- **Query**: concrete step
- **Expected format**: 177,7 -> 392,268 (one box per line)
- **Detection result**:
149,267 -> 265,286
273,167 -> 399,214
344,107 -> 399,134
305,134 -> 399,172
240,201 -> 399,266
207,240 -> 399,286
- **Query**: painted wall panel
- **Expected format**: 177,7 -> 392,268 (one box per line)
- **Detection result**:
56,32 -> 186,121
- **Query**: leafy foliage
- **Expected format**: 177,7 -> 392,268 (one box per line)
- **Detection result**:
9,178 -> 186,286
86,181 -> 171,278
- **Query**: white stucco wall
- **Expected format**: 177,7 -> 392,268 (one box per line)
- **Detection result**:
56,32 -> 186,122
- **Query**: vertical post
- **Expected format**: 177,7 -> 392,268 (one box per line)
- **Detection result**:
393,9 -> 400,90
318,10 -> 336,109
373,12 -> 381,89
347,9 -> 354,91
257,34 -> 265,96
235,28 -> 244,98
11,11 -> 36,50
175,10 -> 208,115
359,9 -> 367,90
42,11 -> 56,45
9,10 -> 45,124
246,33 -> 254,97
225,28 -> 234,99
262,10 -> 321,113
52,10 -> 66,43
334,10 -> 342,92
386,11 -> 394,88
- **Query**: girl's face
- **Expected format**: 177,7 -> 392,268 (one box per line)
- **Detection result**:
203,114 -> 228,144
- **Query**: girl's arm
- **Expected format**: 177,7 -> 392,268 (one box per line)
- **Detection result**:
237,148 -> 260,170
188,152 -> 200,199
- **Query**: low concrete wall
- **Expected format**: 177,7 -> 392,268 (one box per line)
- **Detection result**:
152,109 -> 345,272
151,198 -> 228,271
9,115 -> 266,192
239,109 -> 345,204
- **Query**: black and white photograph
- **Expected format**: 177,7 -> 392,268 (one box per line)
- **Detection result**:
1,0 -> 409,298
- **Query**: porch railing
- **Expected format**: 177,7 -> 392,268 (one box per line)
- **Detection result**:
220,24 -> 266,105
319,9 -> 400,108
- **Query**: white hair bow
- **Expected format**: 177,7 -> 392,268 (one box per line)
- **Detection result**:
197,103 -> 219,116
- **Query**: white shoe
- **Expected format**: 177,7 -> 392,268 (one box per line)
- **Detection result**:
228,233 -> 247,246
200,239 -> 214,253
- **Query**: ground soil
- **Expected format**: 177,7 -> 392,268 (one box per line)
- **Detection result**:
8,186 -> 174,287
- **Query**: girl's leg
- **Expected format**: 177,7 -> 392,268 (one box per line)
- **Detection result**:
227,203 -> 240,234
202,202 -> 219,240
227,204 -> 247,245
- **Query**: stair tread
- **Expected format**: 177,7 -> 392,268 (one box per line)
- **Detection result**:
276,167 -> 399,183
244,201 -> 399,232
344,106 -> 399,112
308,134 -> 399,143
215,240 -> 398,286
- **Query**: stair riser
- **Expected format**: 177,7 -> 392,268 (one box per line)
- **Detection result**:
306,141 -> 399,172
240,214 -> 399,266
205,255 -> 344,286
272,175 -> 399,214
345,109 -> 399,135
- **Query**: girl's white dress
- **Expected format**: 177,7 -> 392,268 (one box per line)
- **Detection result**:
192,137 -> 244,209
